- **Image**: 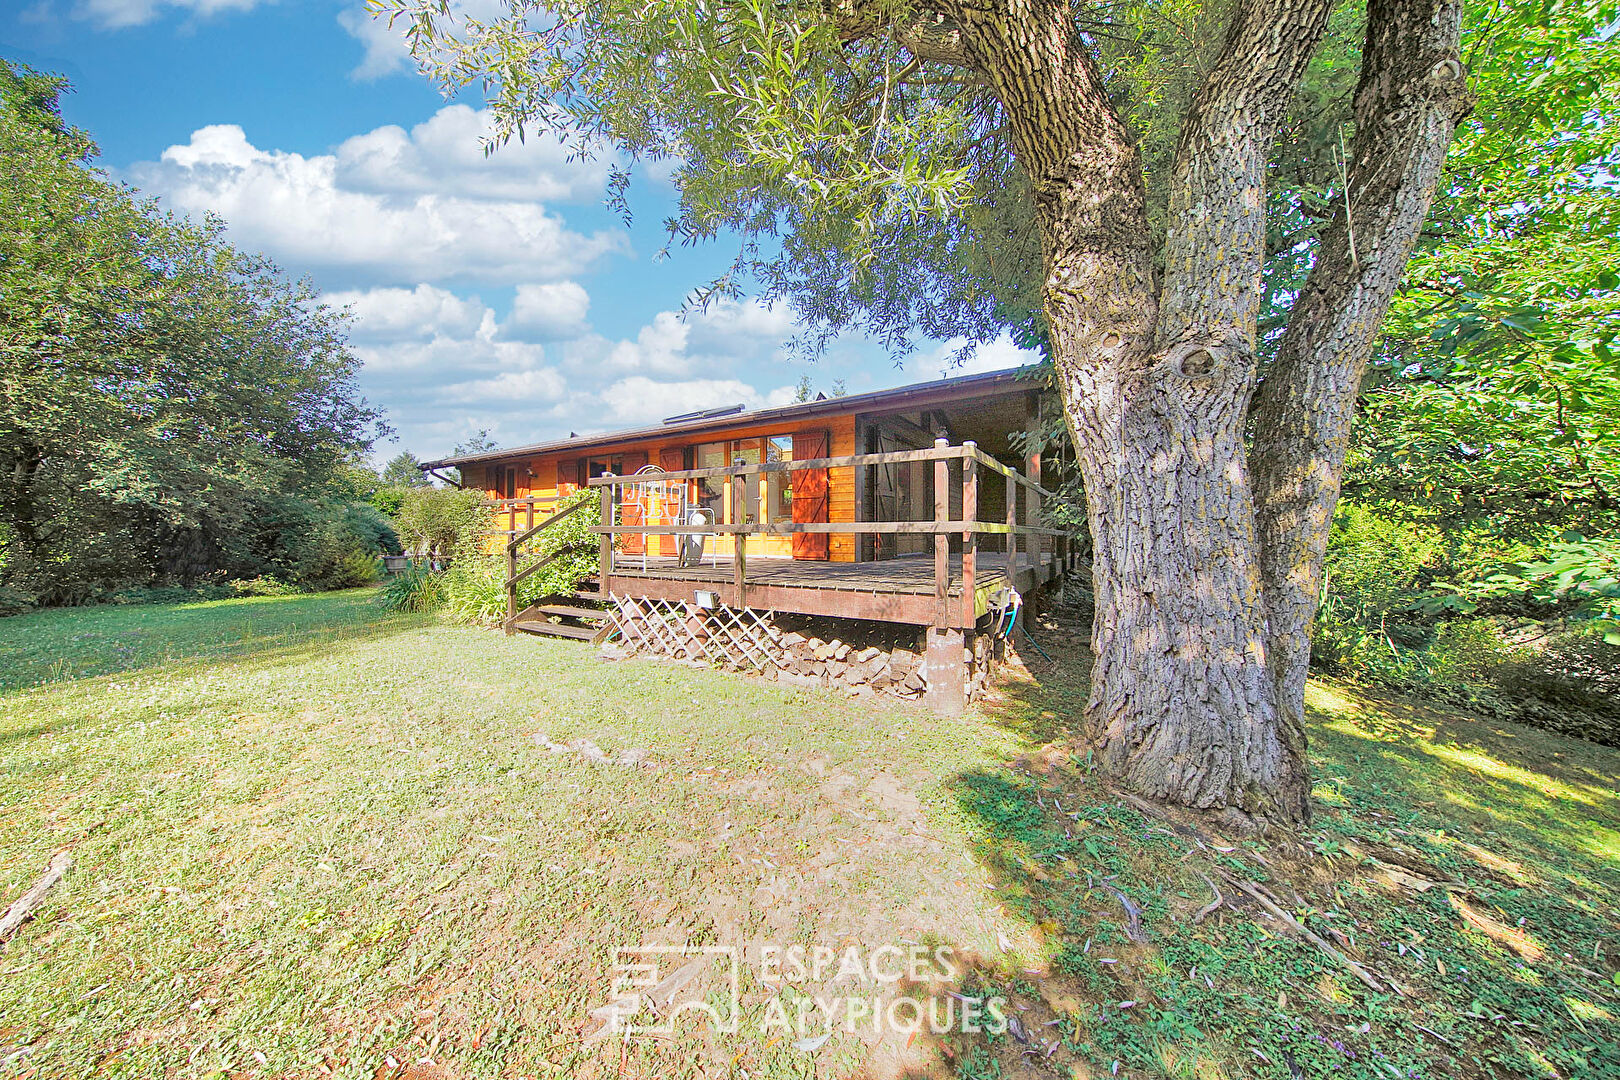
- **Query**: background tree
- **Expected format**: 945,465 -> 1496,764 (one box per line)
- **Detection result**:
1348,0 -> 1619,540
379,0 -> 1484,824
0,61 -> 388,601
381,451 -> 433,489
443,429 -> 498,487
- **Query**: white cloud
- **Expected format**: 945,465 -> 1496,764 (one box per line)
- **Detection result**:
446,367 -> 569,404
66,0 -> 263,30
594,377 -> 797,428
334,105 -> 609,203
556,298 -> 799,378
686,297 -> 797,346
132,114 -> 624,286
344,286 -> 807,458
324,284 -> 491,342
505,281 -> 591,340
923,334 -> 1040,378
600,311 -> 692,376
338,0 -> 510,81
336,5 -> 410,80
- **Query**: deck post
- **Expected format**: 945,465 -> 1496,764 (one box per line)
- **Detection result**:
961,442 -> 977,629
852,417 -> 869,562
1006,470 -> 1018,574
922,627 -> 967,717
1022,452 -> 1041,630
732,469 -> 747,608
504,535 -> 517,635
933,437 -> 949,627
598,476 -> 614,595
526,497 -> 534,534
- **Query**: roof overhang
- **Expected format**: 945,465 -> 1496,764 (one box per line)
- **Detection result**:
419,366 -> 1045,470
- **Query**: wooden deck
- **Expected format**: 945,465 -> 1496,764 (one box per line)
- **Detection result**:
600,551 -> 1061,627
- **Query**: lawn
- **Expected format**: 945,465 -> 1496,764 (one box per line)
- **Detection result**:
0,592 -> 1615,1080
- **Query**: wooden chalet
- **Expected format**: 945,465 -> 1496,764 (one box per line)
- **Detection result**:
420,367 -> 1074,714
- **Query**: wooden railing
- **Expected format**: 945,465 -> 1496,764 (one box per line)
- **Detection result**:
502,496 -> 594,633
491,496 -> 565,540
583,438 -> 1072,628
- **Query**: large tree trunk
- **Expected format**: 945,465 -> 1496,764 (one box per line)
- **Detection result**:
1003,0 -> 1336,825
849,0 -> 1469,825
981,0 -> 1463,827
1058,330 -> 1313,822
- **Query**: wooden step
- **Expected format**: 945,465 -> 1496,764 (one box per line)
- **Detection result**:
511,620 -> 598,640
532,604 -> 608,622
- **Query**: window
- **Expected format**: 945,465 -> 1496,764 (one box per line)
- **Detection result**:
586,456 -> 625,480
766,435 -> 793,522
688,435 -> 796,525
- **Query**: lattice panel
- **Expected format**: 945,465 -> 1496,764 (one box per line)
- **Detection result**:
606,595 -> 786,671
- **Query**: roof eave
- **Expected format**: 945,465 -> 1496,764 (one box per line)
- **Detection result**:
418,366 -> 1041,470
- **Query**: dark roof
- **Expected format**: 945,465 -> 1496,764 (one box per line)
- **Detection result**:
420,366 -> 1040,469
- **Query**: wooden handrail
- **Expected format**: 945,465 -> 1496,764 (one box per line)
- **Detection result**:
507,496 -> 592,553
503,496 -> 596,633
587,521 -> 1069,536
584,443 -> 966,486
509,547 -> 573,588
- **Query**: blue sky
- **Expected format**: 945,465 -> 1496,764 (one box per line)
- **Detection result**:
3,0 -> 1032,463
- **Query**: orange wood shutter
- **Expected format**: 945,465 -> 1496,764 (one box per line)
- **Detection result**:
791,429 -> 831,561
556,458 -> 579,493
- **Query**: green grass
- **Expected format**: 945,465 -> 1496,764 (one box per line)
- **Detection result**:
0,593 -> 1615,1080
0,589 -> 418,691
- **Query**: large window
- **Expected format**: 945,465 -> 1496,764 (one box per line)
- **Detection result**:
689,436 -> 795,524
586,456 -> 625,480
767,435 -> 793,522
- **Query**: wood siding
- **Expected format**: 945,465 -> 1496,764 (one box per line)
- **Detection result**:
478,414 -> 859,562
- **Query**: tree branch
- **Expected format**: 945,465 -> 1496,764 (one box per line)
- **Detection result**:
1154,0 -> 1339,350
1250,0 -> 1473,716
829,1 -> 982,71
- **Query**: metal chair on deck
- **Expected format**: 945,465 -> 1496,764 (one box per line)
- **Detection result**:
627,464 -> 688,570
680,507 -> 716,568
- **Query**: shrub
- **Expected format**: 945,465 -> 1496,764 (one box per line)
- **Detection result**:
439,491 -> 598,623
394,487 -> 492,564
335,552 -> 383,588
441,556 -> 510,623
228,576 -> 302,598
0,583 -> 36,616
379,564 -> 445,613
1322,503 -> 1443,614
295,502 -> 398,591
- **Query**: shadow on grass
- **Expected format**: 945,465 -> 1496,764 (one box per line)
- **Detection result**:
875,626 -> 1620,1080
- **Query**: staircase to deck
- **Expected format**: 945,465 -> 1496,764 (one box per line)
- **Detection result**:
502,497 -> 608,643
509,580 -> 608,641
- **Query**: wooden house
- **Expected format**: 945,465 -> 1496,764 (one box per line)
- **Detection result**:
420,367 -> 1073,713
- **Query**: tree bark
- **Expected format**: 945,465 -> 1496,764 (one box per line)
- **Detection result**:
1250,0 -> 1473,740
864,0 -> 1468,827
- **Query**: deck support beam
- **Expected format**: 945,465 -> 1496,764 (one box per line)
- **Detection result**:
598,477 -> 614,597
922,627 -> 967,717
